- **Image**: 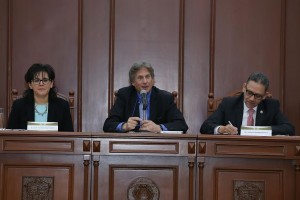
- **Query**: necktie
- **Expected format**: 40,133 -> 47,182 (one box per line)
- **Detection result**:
247,108 -> 255,126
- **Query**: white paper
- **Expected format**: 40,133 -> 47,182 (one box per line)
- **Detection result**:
240,126 -> 272,136
27,122 -> 58,131
160,131 -> 183,134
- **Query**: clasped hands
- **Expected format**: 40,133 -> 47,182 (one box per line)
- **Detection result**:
218,124 -> 238,135
122,117 -> 161,133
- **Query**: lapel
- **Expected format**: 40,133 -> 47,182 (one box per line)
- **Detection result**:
129,88 -> 139,117
234,96 -> 244,128
149,87 -> 158,121
255,103 -> 265,126
27,100 -> 35,122
47,101 -> 54,122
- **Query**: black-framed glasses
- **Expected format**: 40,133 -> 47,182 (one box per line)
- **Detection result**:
245,87 -> 264,100
32,78 -> 51,85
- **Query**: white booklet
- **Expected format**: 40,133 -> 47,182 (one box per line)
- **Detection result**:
27,122 -> 58,131
240,126 -> 272,136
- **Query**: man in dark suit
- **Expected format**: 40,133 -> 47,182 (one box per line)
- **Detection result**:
103,62 -> 188,133
200,72 -> 294,136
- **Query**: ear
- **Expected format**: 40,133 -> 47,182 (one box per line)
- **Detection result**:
263,91 -> 270,100
242,83 -> 247,92
50,81 -> 54,88
28,82 -> 33,89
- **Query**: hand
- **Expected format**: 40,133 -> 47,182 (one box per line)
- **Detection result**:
218,124 -> 238,135
122,117 -> 142,132
140,120 -> 161,133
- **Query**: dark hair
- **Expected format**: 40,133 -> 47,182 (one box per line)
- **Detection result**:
129,62 -> 154,83
23,63 -> 57,100
246,72 -> 269,91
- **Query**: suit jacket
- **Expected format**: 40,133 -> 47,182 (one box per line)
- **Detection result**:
200,94 -> 295,135
103,86 -> 188,133
7,97 -> 74,132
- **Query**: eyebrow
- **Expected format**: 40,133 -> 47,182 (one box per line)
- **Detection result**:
136,74 -> 151,78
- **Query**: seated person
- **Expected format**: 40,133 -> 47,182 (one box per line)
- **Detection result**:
7,63 -> 74,132
200,72 -> 294,135
103,61 -> 188,133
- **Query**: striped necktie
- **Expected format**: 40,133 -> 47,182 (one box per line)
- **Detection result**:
247,108 -> 255,126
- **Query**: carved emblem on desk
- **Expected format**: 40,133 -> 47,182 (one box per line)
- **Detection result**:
22,176 -> 54,200
234,180 -> 264,200
127,177 -> 160,200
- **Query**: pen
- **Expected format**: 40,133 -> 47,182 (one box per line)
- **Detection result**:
228,121 -> 233,126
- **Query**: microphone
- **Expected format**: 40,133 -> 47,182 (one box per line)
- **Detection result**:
140,90 -> 148,110
140,90 -> 148,121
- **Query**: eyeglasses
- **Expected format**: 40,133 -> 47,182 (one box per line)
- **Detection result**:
32,78 -> 51,85
245,87 -> 264,100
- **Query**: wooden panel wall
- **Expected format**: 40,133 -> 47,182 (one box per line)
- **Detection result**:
0,0 -> 299,134
212,0 -> 283,98
285,0 -> 300,135
0,0 -> 8,122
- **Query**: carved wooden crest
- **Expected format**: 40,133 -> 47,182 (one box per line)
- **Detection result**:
22,176 -> 54,200
234,180 -> 264,200
127,177 -> 160,200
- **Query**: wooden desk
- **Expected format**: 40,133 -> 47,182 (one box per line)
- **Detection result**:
197,135 -> 300,200
0,131 -> 196,200
0,131 -> 299,200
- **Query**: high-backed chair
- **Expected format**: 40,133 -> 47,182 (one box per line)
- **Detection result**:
207,88 -> 272,117
11,89 -> 75,124
113,90 -> 179,108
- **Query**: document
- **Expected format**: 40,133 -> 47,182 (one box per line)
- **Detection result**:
27,122 -> 58,131
240,126 -> 272,136
160,131 -> 183,134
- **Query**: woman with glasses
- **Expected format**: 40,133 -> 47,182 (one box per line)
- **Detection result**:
7,63 -> 74,131
200,72 -> 294,136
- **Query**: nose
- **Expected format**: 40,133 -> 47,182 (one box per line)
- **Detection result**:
141,77 -> 148,83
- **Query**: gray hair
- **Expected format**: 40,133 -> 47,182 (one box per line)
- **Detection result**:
246,72 -> 269,91
129,61 -> 155,83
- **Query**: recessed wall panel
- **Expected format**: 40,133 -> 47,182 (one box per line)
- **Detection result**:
113,0 -> 180,91
10,0 -> 78,102
214,0 -> 282,98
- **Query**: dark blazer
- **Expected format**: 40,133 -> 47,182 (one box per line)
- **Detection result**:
7,97 -> 74,132
103,86 -> 188,133
200,94 -> 295,135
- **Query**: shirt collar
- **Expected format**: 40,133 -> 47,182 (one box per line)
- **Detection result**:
137,89 -> 152,103
243,102 -> 257,113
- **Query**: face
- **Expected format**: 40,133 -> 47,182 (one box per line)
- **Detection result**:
131,67 -> 155,92
28,72 -> 53,99
243,80 -> 266,109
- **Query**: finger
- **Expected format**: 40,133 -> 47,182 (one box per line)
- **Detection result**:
130,117 -> 142,122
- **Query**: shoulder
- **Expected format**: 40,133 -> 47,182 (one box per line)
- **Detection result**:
151,87 -> 174,104
261,97 -> 280,107
117,86 -> 134,94
116,86 -> 137,99
151,86 -> 172,97
221,94 -> 243,104
50,97 -> 69,107
12,97 -> 31,107
13,97 -> 26,104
